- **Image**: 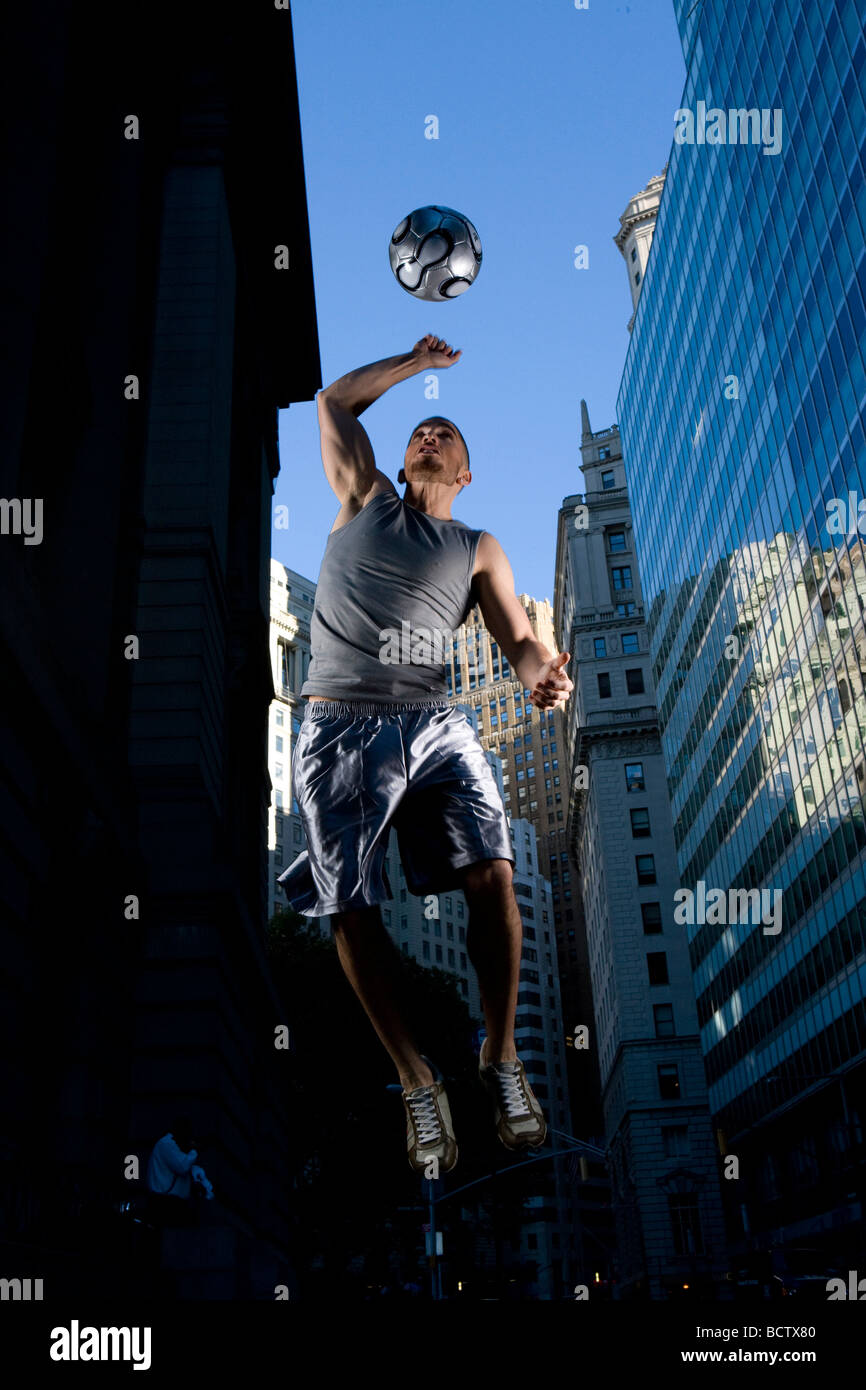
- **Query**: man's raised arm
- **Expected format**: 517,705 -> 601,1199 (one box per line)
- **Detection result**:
317,335 -> 461,505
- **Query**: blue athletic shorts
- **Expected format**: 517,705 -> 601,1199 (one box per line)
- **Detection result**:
278,699 -> 514,916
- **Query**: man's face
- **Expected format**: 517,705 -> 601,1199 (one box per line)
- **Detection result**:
404,419 -> 469,486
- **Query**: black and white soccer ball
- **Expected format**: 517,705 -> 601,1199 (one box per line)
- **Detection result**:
389,205 -> 482,301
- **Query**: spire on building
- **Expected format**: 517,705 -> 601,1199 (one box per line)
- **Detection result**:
580,399 -> 592,443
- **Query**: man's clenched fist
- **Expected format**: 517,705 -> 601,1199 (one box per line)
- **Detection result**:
412,335 -> 462,368
530,652 -> 573,710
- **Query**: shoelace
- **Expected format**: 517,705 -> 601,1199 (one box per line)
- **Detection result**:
491,1063 -> 532,1119
406,1086 -> 443,1146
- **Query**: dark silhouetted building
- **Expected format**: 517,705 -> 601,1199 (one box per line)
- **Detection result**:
0,0 -> 320,1296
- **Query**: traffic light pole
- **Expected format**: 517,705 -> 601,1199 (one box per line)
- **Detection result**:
417,1129 -> 608,1298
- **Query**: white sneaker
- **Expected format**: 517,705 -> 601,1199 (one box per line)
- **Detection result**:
402,1055 -> 457,1174
478,1039 -> 547,1150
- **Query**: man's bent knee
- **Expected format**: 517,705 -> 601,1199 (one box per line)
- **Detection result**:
458,858 -> 514,897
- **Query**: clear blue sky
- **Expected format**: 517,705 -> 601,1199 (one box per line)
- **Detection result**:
275,0 -> 685,603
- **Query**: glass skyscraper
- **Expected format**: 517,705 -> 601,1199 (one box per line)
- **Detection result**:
617,0 -> 866,1281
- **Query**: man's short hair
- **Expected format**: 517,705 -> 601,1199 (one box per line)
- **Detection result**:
409,416 -> 470,470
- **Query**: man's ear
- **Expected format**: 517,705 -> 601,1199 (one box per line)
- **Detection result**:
397,468 -> 406,484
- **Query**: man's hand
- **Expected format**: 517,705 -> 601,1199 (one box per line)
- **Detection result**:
411,334 -> 462,369
529,651 -> 573,710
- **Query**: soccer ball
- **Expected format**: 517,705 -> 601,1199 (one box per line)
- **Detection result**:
389,205 -> 482,301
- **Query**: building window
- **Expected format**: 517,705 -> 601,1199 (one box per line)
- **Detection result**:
630,808 -> 651,837
594,637 -> 606,657
789,1138 -> 820,1190
275,791 -> 283,810
647,951 -> 668,985
634,270 -> 641,285
608,531 -> 626,553
401,942 -> 409,955
662,1125 -> 689,1158
275,711 -> 284,725
611,566 -> 633,590
601,469 -> 615,490
598,446 -> 611,459
448,948 -> 455,966
621,632 -> 639,654
616,602 -> 637,615
274,763 -> 283,780
598,672 -> 611,698
626,668 -> 645,694
658,1063 -> 680,1100
669,1196 -> 703,1255
275,736 -> 283,752
293,824 -> 302,843
435,944 -> 443,962
630,246 -> 637,262
422,942 -> 430,960
625,761 -> 644,791
400,915 -> 407,930
641,901 -> 662,933
654,1003 -> 675,1037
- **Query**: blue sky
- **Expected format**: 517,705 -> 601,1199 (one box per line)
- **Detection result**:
275,0 -> 686,603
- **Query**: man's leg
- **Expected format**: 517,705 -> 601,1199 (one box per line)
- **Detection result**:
332,904 -> 434,1092
458,858 -> 522,1064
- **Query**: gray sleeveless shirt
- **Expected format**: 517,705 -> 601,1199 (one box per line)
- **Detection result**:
300,491 -> 485,702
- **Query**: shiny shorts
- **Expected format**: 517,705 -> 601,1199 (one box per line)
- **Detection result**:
277,699 -> 514,917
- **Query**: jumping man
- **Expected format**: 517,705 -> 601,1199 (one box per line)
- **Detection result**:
279,335 -> 573,1173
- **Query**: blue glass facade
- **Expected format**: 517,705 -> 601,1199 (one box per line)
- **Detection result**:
617,0 -> 866,1256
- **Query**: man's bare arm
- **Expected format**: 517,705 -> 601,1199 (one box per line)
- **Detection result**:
317,335 -> 461,506
474,533 -> 573,710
